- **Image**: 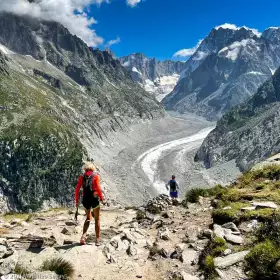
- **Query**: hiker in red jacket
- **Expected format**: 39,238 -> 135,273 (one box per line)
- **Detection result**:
75,162 -> 104,246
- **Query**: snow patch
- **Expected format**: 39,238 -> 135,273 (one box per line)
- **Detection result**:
215,24 -> 261,37
132,67 -> 142,75
143,74 -> 180,101
0,44 -> 14,55
122,61 -> 130,67
246,71 -> 265,76
193,51 -> 209,61
219,39 -> 250,61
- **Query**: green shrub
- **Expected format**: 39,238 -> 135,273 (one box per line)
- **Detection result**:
206,184 -> 227,198
213,236 -> 226,247
136,210 -> 146,220
255,212 -> 280,244
240,209 -> 276,222
245,240 -> 280,279
41,257 -> 74,279
204,255 -> 216,277
251,165 -> 280,181
185,188 -> 206,203
212,208 -> 238,224
146,204 -> 161,214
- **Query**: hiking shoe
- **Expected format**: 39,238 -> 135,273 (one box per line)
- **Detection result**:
95,239 -> 102,247
80,237 -> 86,246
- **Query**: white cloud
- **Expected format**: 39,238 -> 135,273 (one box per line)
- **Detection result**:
127,0 -> 142,7
0,0 -> 112,46
105,36 -> 121,48
173,39 -> 203,58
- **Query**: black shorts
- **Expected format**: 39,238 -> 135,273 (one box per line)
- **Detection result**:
82,196 -> 100,210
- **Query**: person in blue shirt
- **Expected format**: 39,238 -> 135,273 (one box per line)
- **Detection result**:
166,175 -> 179,199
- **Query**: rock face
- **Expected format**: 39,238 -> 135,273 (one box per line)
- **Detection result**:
119,53 -> 185,101
195,67 -> 280,171
163,25 -> 280,120
0,12 -> 163,212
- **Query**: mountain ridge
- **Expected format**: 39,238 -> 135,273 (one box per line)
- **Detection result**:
119,53 -> 185,101
163,24 -> 280,120
0,12 -> 164,212
195,66 -> 280,171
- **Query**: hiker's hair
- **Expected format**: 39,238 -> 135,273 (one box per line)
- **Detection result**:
84,162 -> 96,171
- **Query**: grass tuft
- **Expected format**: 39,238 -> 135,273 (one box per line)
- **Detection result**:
14,263 -> 30,277
41,257 -> 74,279
245,240 -> 280,279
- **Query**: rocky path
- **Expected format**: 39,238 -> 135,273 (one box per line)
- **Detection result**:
0,196 -> 214,280
0,193 -> 254,280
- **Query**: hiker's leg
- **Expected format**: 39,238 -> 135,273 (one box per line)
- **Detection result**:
82,208 -> 92,237
93,206 -> 101,240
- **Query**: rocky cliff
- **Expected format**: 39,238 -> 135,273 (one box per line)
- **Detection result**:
163,25 -> 280,120
0,12 -> 164,212
119,53 -> 185,101
195,67 -> 280,171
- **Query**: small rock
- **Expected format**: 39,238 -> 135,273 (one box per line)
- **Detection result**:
224,234 -> 243,245
159,248 -> 169,258
185,226 -> 201,243
213,224 -> 225,238
241,207 -> 256,212
145,240 -> 153,249
0,239 -> 7,246
61,227 -> 72,235
203,229 -> 213,238
275,260 -> 280,272
0,250 -> 18,276
162,212 -> 170,219
159,228 -> 170,241
223,249 -> 232,256
117,240 -> 129,251
3,234 -> 22,240
110,236 -> 121,249
252,201 -> 278,210
197,196 -> 204,206
65,221 -> 78,226
10,219 -> 21,225
215,268 -> 227,279
222,222 -> 240,233
170,271 -> 199,280
180,249 -> 199,265
106,253 -> 116,264
223,206 -> 232,210
0,245 -> 7,259
127,245 -> 137,256
214,251 -> 249,268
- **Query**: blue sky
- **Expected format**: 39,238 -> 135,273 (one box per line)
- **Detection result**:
89,0 -> 280,60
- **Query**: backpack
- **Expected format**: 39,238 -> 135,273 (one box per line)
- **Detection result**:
82,174 -> 94,198
169,180 -> 177,192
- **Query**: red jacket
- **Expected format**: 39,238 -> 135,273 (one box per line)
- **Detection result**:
75,170 -> 104,205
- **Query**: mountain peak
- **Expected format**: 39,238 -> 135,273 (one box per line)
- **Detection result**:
214,23 -> 261,37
